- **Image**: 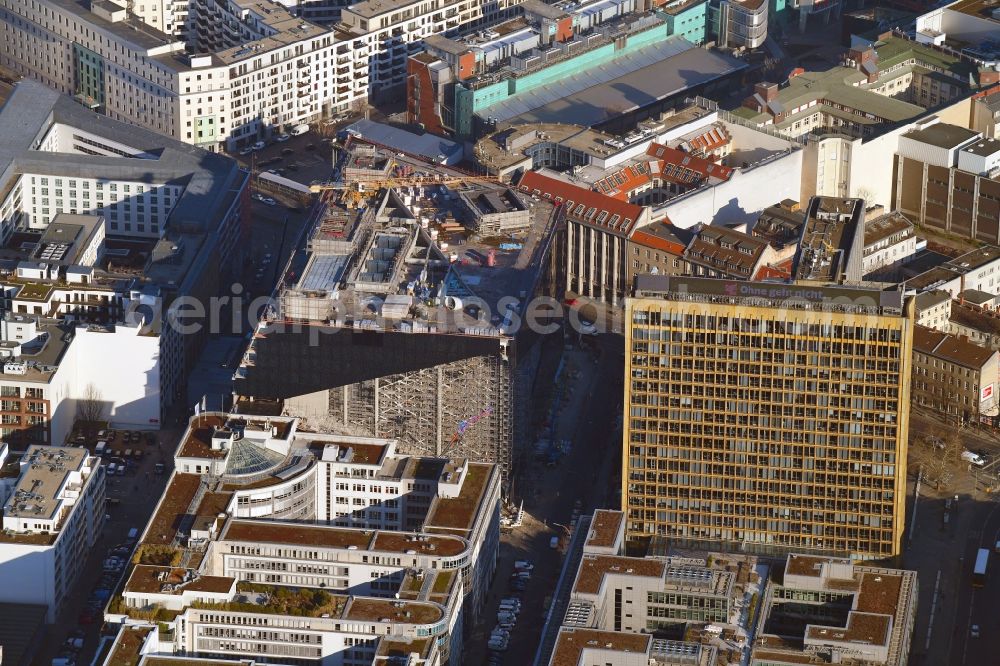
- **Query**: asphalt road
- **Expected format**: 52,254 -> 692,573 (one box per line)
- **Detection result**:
905,408 -> 1000,666
35,428 -> 179,666
464,331 -> 623,665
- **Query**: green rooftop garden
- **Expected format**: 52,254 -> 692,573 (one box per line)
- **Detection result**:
193,584 -> 346,618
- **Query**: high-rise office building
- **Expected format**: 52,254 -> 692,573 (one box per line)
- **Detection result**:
623,275 -> 914,559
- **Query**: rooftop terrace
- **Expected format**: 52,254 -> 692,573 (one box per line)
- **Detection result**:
425,463 -> 492,533
1,446 -> 89,543
573,555 -> 666,595
143,473 -> 201,546
344,597 -> 443,624
585,510 -> 623,550
221,519 -> 469,557
551,628 -> 651,666
125,565 -> 235,595
107,626 -> 153,666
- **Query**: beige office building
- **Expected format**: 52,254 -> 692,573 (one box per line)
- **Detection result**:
623,275 -> 914,559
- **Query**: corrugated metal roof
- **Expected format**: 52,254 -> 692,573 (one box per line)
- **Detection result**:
344,119 -> 463,164
477,37 -> 744,127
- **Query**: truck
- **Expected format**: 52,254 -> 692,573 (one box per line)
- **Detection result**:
291,124 -> 310,136
974,547 -> 989,587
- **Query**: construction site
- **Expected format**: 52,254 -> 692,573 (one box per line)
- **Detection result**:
234,143 -> 561,489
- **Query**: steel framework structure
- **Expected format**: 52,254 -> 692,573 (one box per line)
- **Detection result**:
327,353 -> 514,483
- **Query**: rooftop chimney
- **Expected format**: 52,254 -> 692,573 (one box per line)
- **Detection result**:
755,82 -> 778,102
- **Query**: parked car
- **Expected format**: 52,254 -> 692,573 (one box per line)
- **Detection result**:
260,196 -> 277,206
252,141 -> 266,150
275,134 -> 290,142
962,450 -> 986,466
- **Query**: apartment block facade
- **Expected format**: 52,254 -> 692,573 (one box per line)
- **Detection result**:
911,324 -> 999,423
0,446 -> 105,622
624,276 -> 914,559
0,0 -> 522,150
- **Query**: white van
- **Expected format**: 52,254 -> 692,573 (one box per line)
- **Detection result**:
962,450 -> 986,466
291,124 -> 310,136
95,441 -> 107,455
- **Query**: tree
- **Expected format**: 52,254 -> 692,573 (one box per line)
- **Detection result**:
76,382 -> 103,426
920,427 -> 962,491
853,186 -> 875,205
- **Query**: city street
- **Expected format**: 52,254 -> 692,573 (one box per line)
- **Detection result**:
464,331 -> 623,665
35,427 -> 179,666
905,408 -> 1000,666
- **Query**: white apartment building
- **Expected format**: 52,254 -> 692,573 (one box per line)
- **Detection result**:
0,82 -> 248,419
170,413 -> 500,613
544,510 -> 756,666
0,0 -> 521,150
863,211 -> 916,278
0,313 -> 161,447
0,445 -> 105,623
915,290 -> 952,330
904,246 -> 1000,298
103,412 -> 500,666
334,0 -> 521,101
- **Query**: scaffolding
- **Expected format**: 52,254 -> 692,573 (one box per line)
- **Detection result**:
327,353 -> 514,485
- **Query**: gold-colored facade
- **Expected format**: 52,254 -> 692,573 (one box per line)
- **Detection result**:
623,277 -> 914,560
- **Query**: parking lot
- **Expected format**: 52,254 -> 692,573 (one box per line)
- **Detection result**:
230,127 -> 336,189
36,425 -> 179,666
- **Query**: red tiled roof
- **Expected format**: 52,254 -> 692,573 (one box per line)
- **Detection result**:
630,225 -> 687,256
679,125 -> 731,154
646,142 -> 734,182
593,161 -> 656,200
973,84 -> 1000,100
755,262 -> 793,280
518,171 -> 644,236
